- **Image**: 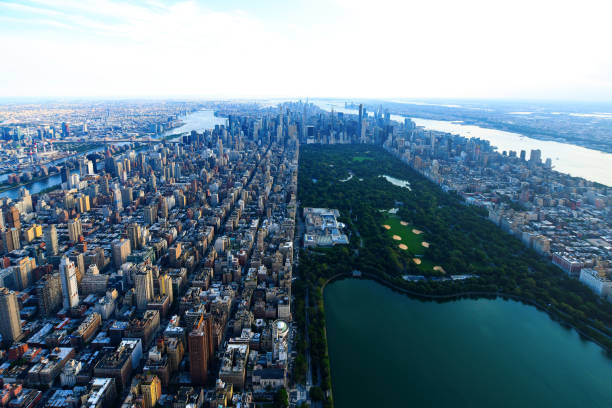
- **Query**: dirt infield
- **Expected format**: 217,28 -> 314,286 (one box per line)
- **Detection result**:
392,235 -> 402,241
398,244 -> 408,250
421,242 -> 430,248
400,221 -> 408,226
413,258 -> 421,264
433,266 -> 446,274
412,229 -> 423,235
383,225 -> 391,230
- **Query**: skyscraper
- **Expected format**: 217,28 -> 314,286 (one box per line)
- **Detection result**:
134,267 -> 154,310
7,206 -> 20,229
189,319 -> 209,386
61,165 -> 71,183
0,288 -> 22,346
112,238 -> 131,268
158,273 -> 173,305
144,205 -> 157,225
60,256 -> 79,309
45,224 -> 58,256
127,223 -> 142,250
2,228 -> 21,253
113,186 -> 123,211
529,149 -> 542,164
36,273 -> 62,316
68,218 -> 82,243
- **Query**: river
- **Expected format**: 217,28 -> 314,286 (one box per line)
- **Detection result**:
164,109 -> 227,139
411,118 -> 612,187
324,278 -> 612,408
0,110 -> 224,200
313,100 -> 612,186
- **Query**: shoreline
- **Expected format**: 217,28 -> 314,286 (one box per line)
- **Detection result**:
321,272 -> 612,355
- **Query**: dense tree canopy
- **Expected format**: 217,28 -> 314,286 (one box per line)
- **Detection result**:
297,144 -> 612,357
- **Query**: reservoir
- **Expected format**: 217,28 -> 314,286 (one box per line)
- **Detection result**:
324,278 -> 612,408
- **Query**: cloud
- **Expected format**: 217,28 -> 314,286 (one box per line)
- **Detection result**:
1,0 -> 612,99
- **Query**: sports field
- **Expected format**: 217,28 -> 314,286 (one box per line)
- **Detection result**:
382,215 -> 425,255
381,214 -> 443,272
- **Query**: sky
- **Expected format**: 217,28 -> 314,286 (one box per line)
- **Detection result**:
1,0 -> 612,100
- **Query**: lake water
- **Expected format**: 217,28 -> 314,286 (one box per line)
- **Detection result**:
313,100 -> 612,186
324,278 -> 612,408
381,174 -> 411,190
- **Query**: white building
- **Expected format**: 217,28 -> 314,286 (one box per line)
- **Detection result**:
579,268 -> 612,298
60,359 -> 82,386
60,256 -> 80,309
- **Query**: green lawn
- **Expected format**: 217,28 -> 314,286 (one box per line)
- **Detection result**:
352,156 -> 373,162
382,214 -> 426,255
382,214 -> 438,272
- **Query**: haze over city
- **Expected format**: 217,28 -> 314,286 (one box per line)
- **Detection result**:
2,0 -> 612,100
0,2 -> 612,408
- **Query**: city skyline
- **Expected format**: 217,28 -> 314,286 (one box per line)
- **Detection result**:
1,0 -> 612,100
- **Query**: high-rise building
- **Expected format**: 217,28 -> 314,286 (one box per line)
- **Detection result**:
127,223 -> 142,250
14,257 -> 35,290
122,187 -> 133,207
112,238 -> 131,268
78,157 -> 94,176
0,288 -> 22,346
61,122 -> 70,137
60,256 -> 79,309
159,200 -> 168,219
2,228 -> 21,253
45,224 -> 59,256
140,375 -> 162,408
188,320 -> 209,386
144,205 -> 157,225
529,149 -> 542,164
76,194 -> 90,213
68,219 -> 82,243
134,267 -> 154,310
158,273 -> 173,305
61,166 -> 71,183
6,206 -> 20,229
69,252 -> 85,285
113,187 -> 123,211
36,273 -> 62,316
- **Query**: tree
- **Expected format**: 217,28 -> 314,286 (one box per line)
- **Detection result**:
310,386 -> 324,402
274,387 -> 289,408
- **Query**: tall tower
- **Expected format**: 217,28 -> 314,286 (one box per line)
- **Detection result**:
0,288 -> 22,346
68,219 -> 82,243
7,206 -> 20,229
36,273 -> 62,316
112,238 -> 131,268
60,256 -> 79,309
45,224 -> 59,256
189,319 -> 209,386
127,223 -> 142,250
158,273 -> 173,305
134,267 -> 154,310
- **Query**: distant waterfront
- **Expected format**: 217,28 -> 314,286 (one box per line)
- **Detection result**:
0,110 -> 224,200
411,117 -> 612,187
314,100 -> 612,186
325,278 -> 612,408
165,109 -> 227,139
